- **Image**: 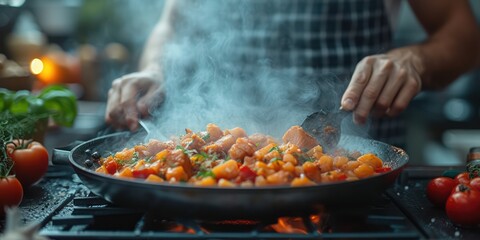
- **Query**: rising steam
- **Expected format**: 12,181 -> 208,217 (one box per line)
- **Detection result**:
143,0 -> 362,139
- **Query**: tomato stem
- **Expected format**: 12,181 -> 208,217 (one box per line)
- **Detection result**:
459,184 -> 470,192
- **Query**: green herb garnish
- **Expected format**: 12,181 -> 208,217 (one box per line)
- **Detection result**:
201,133 -> 210,141
196,170 -> 216,178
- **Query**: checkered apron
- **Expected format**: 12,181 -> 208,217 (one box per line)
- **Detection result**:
172,0 -> 405,148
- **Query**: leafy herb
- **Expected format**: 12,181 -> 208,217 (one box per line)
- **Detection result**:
196,169 -> 216,178
131,152 -> 139,162
0,112 -> 47,176
0,85 -> 77,127
294,152 -> 315,163
175,145 -> 197,156
269,157 -> 282,163
145,156 -> 153,163
201,133 -> 210,141
268,146 -> 280,153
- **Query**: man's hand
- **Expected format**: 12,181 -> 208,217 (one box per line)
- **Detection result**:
341,47 -> 424,124
105,71 -> 165,131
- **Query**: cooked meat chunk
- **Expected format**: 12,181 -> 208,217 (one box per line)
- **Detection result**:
249,133 -> 278,148
181,133 -> 206,151
225,127 -> 247,139
229,137 -> 256,160
202,134 -> 236,154
282,125 -> 319,150
206,123 -> 224,142
166,149 -> 193,177
145,139 -> 174,157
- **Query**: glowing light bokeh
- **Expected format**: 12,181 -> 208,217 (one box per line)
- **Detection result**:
30,58 -> 44,75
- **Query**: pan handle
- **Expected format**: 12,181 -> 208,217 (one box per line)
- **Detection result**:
51,140 -> 84,165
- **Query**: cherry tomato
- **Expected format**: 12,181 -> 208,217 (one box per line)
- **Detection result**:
426,177 -> 457,208
445,185 -> 480,226
470,177 -> 480,191
7,140 -> 49,188
455,172 -> 471,185
0,176 -> 24,216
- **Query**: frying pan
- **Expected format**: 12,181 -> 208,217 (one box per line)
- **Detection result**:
53,130 -> 408,220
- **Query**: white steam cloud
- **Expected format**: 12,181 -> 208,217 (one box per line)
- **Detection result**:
142,0 -> 359,139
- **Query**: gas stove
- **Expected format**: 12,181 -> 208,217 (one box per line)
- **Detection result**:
2,165 -> 479,239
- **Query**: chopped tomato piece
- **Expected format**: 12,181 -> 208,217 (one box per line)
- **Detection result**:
375,167 -> 391,173
105,161 -> 118,175
132,168 -> 157,179
337,173 -> 347,181
239,165 -> 257,182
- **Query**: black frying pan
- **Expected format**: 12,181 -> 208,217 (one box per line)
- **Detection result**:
53,131 -> 408,220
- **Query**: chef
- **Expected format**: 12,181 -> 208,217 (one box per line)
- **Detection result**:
105,0 -> 479,148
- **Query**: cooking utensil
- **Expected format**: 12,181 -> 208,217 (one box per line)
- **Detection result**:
53,132 -> 408,220
301,108 -> 350,151
138,119 -> 169,141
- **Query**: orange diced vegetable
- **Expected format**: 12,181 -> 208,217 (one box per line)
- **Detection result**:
354,164 -> 375,178
357,153 -> 383,169
166,166 -> 188,182
145,174 -> 164,183
291,175 -> 315,187
212,159 -> 240,180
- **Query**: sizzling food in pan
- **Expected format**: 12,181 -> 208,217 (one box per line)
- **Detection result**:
94,124 -> 391,187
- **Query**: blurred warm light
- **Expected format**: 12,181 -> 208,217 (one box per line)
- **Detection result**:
30,57 -> 58,84
30,58 -> 44,75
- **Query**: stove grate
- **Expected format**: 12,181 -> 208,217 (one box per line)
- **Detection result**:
40,194 -> 422,239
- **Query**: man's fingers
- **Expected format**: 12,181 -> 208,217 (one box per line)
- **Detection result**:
342,57 -> 374,111
120,80 -> 141,131
105,81 -> 122,126
353,58 -> 392,124
387,78 -> 421,117
374,68 -> 407,114
137,87 -> 165,117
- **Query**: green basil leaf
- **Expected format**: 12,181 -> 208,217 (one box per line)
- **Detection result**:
38,86 -> 77,127
0,88 -> 13,111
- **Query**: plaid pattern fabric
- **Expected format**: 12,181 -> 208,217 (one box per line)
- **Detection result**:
174,0 -> 405,148
238,0 -> 392,75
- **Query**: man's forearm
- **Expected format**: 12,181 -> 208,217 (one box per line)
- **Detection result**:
415,31 -> 479,90
139,0 -> 177,72
408,0 -> 480,90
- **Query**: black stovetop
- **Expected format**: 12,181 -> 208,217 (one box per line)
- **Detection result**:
1,165 -> 480,239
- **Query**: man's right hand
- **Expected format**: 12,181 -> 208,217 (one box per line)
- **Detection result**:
105,71 -> 165,131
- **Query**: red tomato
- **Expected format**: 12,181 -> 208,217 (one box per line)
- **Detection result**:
238,165 -> 257,182
445,185 -> 480,226
375,167 -> 392,173
132,168 -> 156,179
7,140 -> 49,188
105,161 -> 118,175
336,173 -> 347,181
426,177 -> 457,207
455,172 -> 471,185
0,176 -> 24,216
470,178 -> 480,191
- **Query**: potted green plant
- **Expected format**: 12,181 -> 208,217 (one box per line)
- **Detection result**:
0,85 -> 77,142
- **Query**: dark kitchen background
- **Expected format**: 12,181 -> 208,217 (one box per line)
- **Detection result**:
1,0 -> 480,166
